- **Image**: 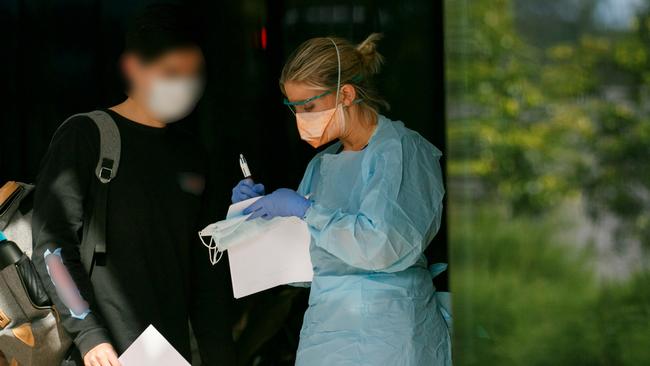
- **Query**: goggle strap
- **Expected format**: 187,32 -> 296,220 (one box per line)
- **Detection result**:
283,89 -> 332,106
328,37 -> 342,104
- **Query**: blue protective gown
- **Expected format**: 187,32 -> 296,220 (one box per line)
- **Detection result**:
295,115 -> 451,366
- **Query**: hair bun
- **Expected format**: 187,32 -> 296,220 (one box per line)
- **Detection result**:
356,33 -> 384,75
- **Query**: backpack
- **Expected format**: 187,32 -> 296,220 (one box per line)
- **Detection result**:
0,110 -> 121,366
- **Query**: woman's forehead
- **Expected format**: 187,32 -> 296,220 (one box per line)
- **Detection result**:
284,81 -> 329,102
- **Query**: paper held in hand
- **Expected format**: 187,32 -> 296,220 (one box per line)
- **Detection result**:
118,325 -> 190,366
224,197 -> 313,298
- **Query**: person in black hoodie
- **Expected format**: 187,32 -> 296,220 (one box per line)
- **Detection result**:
31,4 -> 234,365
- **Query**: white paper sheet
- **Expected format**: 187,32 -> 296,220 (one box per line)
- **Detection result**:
118,325 -> 190,366
226,197 -> 313,298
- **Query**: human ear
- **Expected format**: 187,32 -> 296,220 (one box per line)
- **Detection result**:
121,53 -> 145,93
121,54 -> 137,82
340,84 -> 357,106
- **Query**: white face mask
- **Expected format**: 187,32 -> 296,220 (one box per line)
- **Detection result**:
198,216 -> 249,265
198,212 -> 281,265
147,77 -> 203,123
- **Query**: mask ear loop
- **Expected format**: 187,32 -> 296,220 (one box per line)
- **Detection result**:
211,240 -> 224,265
209,236 -> 224,265
199,230 -> 224,265
209,237 -> 223,266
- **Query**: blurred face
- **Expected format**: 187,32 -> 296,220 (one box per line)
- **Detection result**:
123,46 -> 205,122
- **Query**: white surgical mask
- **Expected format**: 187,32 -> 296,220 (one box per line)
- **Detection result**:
198,214 -> 282,265
148,77 -> 203,123
198,216 -> 249,265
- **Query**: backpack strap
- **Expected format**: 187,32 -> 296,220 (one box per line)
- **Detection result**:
57,110 -> 121,183
86,110 -> 121,184
55,110 -> 121,274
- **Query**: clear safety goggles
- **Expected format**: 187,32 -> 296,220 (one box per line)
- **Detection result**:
282,90 -> 364,115
283,75 -> 364,115
283,89 -> 333,115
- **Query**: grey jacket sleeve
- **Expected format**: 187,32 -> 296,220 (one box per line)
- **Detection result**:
31,117 -> 112,357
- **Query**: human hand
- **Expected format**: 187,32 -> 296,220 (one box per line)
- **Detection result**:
84,343 -> 121,366
231,178 -> 265,203
243,188 -> 311,220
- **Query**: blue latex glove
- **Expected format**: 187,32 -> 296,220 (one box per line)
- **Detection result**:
244,188 -> 311,220
231,178 -> 265,204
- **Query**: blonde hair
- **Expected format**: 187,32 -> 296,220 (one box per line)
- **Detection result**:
279,33 -> 389,114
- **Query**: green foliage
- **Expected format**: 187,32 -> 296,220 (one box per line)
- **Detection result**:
595,272 -> 650,365
451,205 -> 650,366
445,0 -> 650,247
447,3 -> 650,362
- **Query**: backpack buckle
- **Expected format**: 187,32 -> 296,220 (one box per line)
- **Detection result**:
98,158 -> 114,183
99,167 -> 113,181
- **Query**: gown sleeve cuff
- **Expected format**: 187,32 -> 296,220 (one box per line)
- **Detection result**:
303,202 -> 333,231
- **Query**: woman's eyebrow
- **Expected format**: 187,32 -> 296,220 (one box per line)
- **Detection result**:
290,96 -> 313,103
